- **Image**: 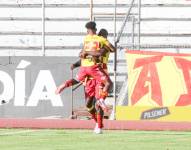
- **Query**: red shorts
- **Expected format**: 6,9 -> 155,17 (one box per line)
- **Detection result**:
84,78 -> 96,98
84,78 -> 105,100
76,64 -> 109,85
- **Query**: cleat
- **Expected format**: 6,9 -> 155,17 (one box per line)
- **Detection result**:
93,123 -> 98,132
55,79 -> 73,95
55,86 -> 65,95
94,128 -> 103,134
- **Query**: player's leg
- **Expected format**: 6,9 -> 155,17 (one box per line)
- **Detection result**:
95,82 -> 109,112
84,78 -> 105,134
55,79 -> 79,94
86,96 -> 97,123
55,66 -> 87,94
84,79 -> 97,123
94,105 -> 104,134
88,65 -> 112,99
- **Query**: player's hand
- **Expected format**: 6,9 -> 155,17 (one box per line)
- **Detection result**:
79,51 -> 87,58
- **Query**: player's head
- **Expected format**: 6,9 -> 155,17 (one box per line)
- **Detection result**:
85,21 -> 97,35
98,28 -> 108,39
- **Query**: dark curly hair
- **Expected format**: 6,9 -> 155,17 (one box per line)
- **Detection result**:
98,28 -> 108,38
85,21 -> 97,30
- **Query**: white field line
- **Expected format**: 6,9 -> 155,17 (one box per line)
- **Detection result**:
0,130 -> 37,136
36,115 -> 62,119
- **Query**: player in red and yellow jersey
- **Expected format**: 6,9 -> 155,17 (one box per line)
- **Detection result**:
89,29 -> 116,133
55,25 -> 115,134
76,28 -> 116,134
76,21 -> 112,104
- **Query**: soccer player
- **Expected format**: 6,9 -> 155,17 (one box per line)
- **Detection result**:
56,26 -> 115,134
76,21 -> 112,102
88,29 -> 116,134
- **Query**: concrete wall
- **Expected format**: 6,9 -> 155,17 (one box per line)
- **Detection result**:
0,0 -> 190,56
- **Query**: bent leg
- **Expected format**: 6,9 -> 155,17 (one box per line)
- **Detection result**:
55,79 -> 79,94
86,96 -> 97,122
88,65 -> 112,98
85,79 -> 97,122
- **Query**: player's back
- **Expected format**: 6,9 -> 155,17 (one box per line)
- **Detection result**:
83,34 -> 106,52
82,34 -> 106,67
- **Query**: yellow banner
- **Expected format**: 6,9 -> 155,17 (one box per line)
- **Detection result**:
116,50 -> 191,121
126,50 -> 191,107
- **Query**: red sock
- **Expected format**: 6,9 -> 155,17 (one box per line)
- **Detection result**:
97,114 -> 103,128
64,79 -> 73,88
91,113 -> 97,123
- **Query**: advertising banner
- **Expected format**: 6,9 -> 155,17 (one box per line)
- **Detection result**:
116,50 -> 191,121
0,57 -> 84,118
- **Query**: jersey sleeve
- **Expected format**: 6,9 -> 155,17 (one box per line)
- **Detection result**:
103,39 -> 110,47
99,36 -> 109,47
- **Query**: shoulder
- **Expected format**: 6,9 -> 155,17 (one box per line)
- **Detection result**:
99,36 -> 110,45
84,35 -> 90,40
96,36 -> 106,42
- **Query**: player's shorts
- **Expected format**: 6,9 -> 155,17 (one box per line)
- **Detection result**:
76,64 -> 109,85
84,78 -> 105,100
84,78 -> 96,99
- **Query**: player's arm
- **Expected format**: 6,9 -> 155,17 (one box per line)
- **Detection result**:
71,59 -> 81,70
103,41 -> 116,53
55,79 -> 79,95
82,48 -> 107,57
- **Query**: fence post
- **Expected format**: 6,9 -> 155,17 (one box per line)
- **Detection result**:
112,0 -> 117,120
90,0 -> 93,21
42,0 -> 45,56
131,16 -> 135,49
138,0 -> 141,50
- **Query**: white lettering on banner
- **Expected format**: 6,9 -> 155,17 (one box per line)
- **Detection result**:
0,60 -> 63,107
0,71 -> 14,103
14,60 -> 29,106
16,60 -> 31,69
27,70 -> 63,107
14,69 -> 26,106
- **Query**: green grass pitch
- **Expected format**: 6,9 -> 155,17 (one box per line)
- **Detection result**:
0,129 -> 191,150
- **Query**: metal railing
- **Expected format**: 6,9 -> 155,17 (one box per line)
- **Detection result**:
112,0 -> 136,120
0,3 -> 191,8
0,2 -> 131,56
0,2 -> 190,54
115,0 -> 135,44
114,0 -> 191,111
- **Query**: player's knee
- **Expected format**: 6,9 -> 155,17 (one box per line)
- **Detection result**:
88,107 -> 96,114
86,102 -> 91,108
86,102 -> 96,114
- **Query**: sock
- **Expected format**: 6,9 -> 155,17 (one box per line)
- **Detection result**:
97,113 -> 103,128
91,113 -> 97,123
